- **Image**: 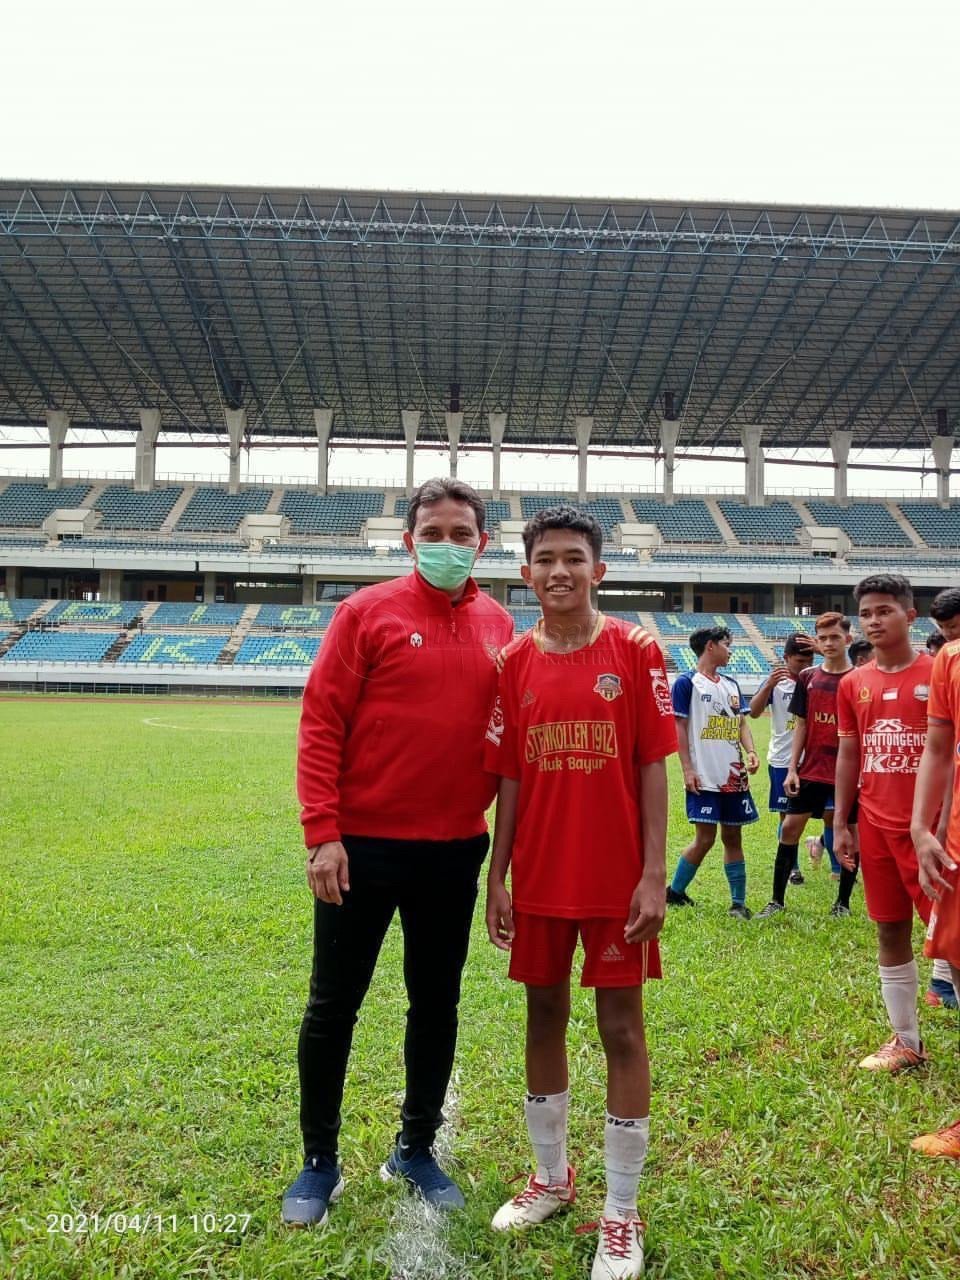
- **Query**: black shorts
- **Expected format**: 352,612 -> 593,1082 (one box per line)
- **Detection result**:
786,779 -> 835,820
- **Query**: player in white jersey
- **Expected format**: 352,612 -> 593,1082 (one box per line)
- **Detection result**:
748,633 -> 816,883
668,626 -> 760,918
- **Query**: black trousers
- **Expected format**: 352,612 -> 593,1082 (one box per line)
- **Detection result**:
297,832 -> 488,1160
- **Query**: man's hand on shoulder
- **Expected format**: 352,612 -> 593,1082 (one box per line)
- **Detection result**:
306,841 -> 351,904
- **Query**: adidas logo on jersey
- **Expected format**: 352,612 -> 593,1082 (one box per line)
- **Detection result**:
601,942 -> 623,962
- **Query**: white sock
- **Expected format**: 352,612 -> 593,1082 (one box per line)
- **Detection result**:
524,1091 -> 568,1186
879,960 -> 920,1051
603,1114 -> 649,1219
932,958 -> 954,985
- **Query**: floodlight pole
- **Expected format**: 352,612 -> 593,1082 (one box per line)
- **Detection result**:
45,409 -> 69,490
225,408 -> 246,495
575,415 -> 593,503
932,434 -> 953,507
741,424 -> 765,507
402,409 -> 420,497
135,408 -> 162,492
489,412 -> 507,498
314,407 -> 333,494
445,412 -> 463,478
830,430 -> 853,505
659,417 -> 680,505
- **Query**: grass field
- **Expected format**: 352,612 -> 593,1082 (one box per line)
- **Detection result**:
1,697 -> 958,1280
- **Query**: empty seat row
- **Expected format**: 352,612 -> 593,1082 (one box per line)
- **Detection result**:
46,600 -> 143,626
120,633 -> 230,664
177,487 -> 273,531
1,631 -> 121,662
95,485 -> 183,530
653,612 -> 747,637
0,482 -> 93,526
148,603 -> 246,628
668,642 -> 769,676
631,499 -> 722,543
718,499 -> 803,544
805,501 -> 910,547
279,490 -> 384,535
256,604 -> 336,630
0,598 -> 45,622
234,636 -> 322,665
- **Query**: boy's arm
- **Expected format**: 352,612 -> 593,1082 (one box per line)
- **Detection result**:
739,712 -> 759,774
625,758 -> 668,944
675,716 -> 700,792
832,733 -> 860,870
911,719 -> 958,900
748,668 -> 787,718
785,716 -> 806,795
486,776 -> 519,950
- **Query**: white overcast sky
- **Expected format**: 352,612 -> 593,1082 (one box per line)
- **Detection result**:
2,0 -> 959,495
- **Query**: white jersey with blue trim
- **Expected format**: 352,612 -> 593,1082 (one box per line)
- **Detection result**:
767,676 -> 798,768
672,668 -> 749,793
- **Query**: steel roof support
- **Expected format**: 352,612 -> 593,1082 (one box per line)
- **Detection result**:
135,407 -> 162,492
46,409 -> 69,489
314,407 -> 333,494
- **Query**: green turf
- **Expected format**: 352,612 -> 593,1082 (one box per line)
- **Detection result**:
1,698 -> 958,1279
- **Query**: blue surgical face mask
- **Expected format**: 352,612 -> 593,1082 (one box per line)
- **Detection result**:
415,541 -> 477,590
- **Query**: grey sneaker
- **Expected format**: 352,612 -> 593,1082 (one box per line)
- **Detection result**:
830,902 -> 851,917
756,901 -> 785,919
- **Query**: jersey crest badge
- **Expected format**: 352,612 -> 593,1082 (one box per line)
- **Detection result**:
914,684 -> 930,701
410,632 -> 423,648
594,673 -> 623,702
521,687 -> 536,708
858,685 -> 872,701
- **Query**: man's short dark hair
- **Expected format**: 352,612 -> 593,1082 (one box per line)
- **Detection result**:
783,631 -> 814,657
930,587 -> 960,622
848,638 -> 874,664
690,625 -> 732,656
406,477 -> 486,535
927,630 -> 948,654
853,573 -> 914,609
521,504 -> 603,562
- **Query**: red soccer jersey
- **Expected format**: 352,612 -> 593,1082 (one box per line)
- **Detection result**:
925,640 -> 960,966
837,652 -> 934,832
788,664 -> 851,784
483,614 -> 678,918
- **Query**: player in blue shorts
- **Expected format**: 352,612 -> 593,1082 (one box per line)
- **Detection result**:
667,626 -> 760,919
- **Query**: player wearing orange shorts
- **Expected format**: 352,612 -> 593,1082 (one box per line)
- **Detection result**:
910,634 -> 960,1157
834,574 -> 935,1074
484,505 -> 677,1280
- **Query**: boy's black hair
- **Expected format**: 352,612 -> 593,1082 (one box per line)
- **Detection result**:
853,573 -> 914,609
521,504 -> 603,562
848,638 -> 874,663
783,631 -> 815,658
930,587 -> 960,622
689,625 -> 732,657
927,630 -> 948,654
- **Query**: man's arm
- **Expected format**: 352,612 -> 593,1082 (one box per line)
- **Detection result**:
486,776 -> 519,950
911,720 -> 958,900
748,668 -> 787,718
625,758 -> 668,943
832,735 -> 860,869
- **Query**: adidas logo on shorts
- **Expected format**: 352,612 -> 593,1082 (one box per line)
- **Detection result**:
601,942 -> 623,962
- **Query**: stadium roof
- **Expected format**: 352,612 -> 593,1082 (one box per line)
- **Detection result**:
2,181 -> 960,452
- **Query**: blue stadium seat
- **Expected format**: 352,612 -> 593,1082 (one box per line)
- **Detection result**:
279,490 -> 384,535
718,500 -> 803,544
653,612 -> 747,637
0,598 -> 45,622
668,642 -> 768,676
806,501 -> 910,547
119,634 -> 230,664
630,498 -> 722,543
234,636 -> 321,665
46,600 -> 143,626
94,485 -> 183,530
517,496 -> 626,536
395,497 -> 512,530
148,603 -> 246,628
753,616 -> 818,639
2,631 -> 121,662
899,502 -> 960,547
508,609 -> 541,631
256,604 -> 336,629
0,482 -> 93,526
176,486 -> 273,532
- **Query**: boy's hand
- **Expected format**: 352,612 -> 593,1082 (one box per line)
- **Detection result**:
682,766 -> 701,794
625,877 -> 665,944
745,749 -> 760,774
784,768 -> 800,797
486,879 -> 515,950
914,829 -> 957,901
833,823 -> 857,872
767,665 -> 789,686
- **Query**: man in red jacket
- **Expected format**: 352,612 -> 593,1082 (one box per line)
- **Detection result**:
282,477 -> 514,1227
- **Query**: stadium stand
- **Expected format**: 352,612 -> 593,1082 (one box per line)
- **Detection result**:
176,486 -> 273,532
256,604 -> 336,629
753,616 -> 818,639
94,485 -> 183,530
718,499 -> 803,544
2,631 -> 121,662
279,490 -> 384,535
805,501 -> 910,547
234,636 -> 322,665
148,603 -> 246,628
508,609 -> 541,631
395,497 -> 513,530
518,496 -> 626,535
630,498 -> 722,543
46,600 -> 142,626
0,482 -> 92,526
67,538 -> 247,553
0,598 -> 45,622
899,502 -> 960,547
668,642 -> 769,676
653,612 -> 747,637
119,634 -> 231,664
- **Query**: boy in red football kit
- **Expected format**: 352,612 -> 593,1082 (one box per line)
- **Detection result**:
834,574 -> 935,1073
910,635 -> 960,1157
484,506 -> 677,1280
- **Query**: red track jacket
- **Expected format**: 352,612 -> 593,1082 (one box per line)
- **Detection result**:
297,570 -> 514,847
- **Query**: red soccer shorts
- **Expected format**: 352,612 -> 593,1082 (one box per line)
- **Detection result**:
508,911 -> 662,988
858,820 -> 932,925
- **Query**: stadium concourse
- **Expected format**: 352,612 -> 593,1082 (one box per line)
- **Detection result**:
3,184 -> 960,690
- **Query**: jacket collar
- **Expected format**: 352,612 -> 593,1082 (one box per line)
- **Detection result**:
410,567 -> 480,609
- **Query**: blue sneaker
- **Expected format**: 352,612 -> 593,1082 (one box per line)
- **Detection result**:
281,1155 -> 344,1227
380,1142 -> 465,1211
